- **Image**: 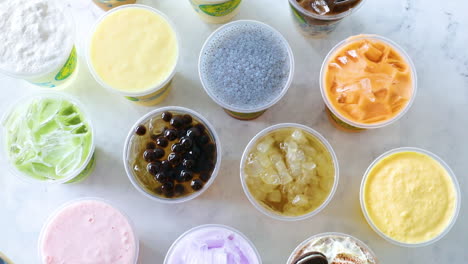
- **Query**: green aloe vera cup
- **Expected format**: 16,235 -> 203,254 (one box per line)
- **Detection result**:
1,92 -> 96,184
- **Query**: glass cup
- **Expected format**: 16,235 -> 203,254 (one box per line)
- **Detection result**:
288,0 -> 367,37
189,0 -> 242,24
87,5 -> 179,106
93,0 -> 137,11
123,106 -> 222,203
164,224 -> 262,264
199,20 -> 294,120
360,147 -> 461,247
0,0 -> 77,88
240,123 -> 339,221
38,198 -> 139,264
320,34 -> 418,132
0,91 -> 96,184
287,232 -> 379,264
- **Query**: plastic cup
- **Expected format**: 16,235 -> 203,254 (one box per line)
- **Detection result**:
38,198 -> 139,264
93,0 -> 137,10
123,106 -> 222,203
240,123 -> 339,221
288,0 -> 366,37
189,0 -> 242,24
164,224 -> 262,264
199,20 -> 295,120
0,252 -> 13,264
287,232 -> 379,264
360,147 -> 461,247
320,34 -> 418,132
0,1 -> 77,88
0,91 -> 96,184
86,5 -> 180,106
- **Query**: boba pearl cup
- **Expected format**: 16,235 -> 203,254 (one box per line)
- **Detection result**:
360,147 -> 461,247
164,224 -> 262,264
93,0 -> 136,11
189,0 -> 242,24
320,34 -> 418,132
287,232 -> 379,264
38,198 -> 139,264
240,123 -> 339,221
0,1 -> 77,88
199,20 -> 295,120
86,5 -> 180,106
0,92 -> 96,184
288,0 -> 367,37
123,106 -> 222,203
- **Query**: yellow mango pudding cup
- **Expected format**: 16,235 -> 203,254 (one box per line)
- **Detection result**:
189,0 -> 243,24
360,147 -> 461,247
320,34 -> 417,132
240,123 -> 339,221
87,5 -> 179,106
93,0 -> 137,11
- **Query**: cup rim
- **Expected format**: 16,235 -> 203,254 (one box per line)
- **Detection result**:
286,232 -> 379,264
319,34 -> 418,129
0,91 -> 96,184
122,106 -> 222,204
288,0 -> 367,21
0,0 -> 76,79
86,4 -> 180,97
164,224 -> 262,264
198,19 -> 295,114
359,147 -> 461,247
37,197 -> 139,264
239,123 -> 340,221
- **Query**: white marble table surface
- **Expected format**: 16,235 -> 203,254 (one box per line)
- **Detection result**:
1,0 -> 467,263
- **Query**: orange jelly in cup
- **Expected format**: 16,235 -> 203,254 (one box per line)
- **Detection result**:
321,35 -> 417,132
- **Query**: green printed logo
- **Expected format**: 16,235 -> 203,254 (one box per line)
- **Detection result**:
199,0 -> 241,17
290,3 -> 306,25
55,46 -> 77,81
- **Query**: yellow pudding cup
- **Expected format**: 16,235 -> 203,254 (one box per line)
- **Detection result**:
360,147 -> 461,247
93,0 -> 136,11
240,123 -> 339,221
87,5 -> 179,106
320,35 -> 417,132
189,0 -> 242,24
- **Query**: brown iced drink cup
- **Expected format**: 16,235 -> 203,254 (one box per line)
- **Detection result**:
287,233 -> 379,264
289,0 -> 366,37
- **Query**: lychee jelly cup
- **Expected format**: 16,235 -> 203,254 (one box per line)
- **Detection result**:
240,123 -> 339,221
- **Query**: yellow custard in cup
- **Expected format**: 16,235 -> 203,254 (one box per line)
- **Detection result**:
361,148 -> 460,247
87,5 -> 179,106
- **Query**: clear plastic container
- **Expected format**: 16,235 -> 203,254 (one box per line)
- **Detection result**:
360,147 -> 461,247
37,197 -> 139,264
123,106 -> 222,203
199,20 -> 295,120
93,0 -> 136,10
287,232 -> 379,264
188,0 -> 242,24
86,4 -> 180,106
0,91 -> 96,184
320,34 -> 418,132
240,123 -> 339,221
0,0 -> 77,88
164,224 -> 262,264
288,0 -> 367,37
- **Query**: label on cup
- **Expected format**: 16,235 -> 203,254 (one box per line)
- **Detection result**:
93,0 -> 136,10
224,109 -> 266,120
191,0 -> 242,17
289,4 -> 341,36
124,80 -> 173,106
31,46 -> 78,88
325,107 -> 365,132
